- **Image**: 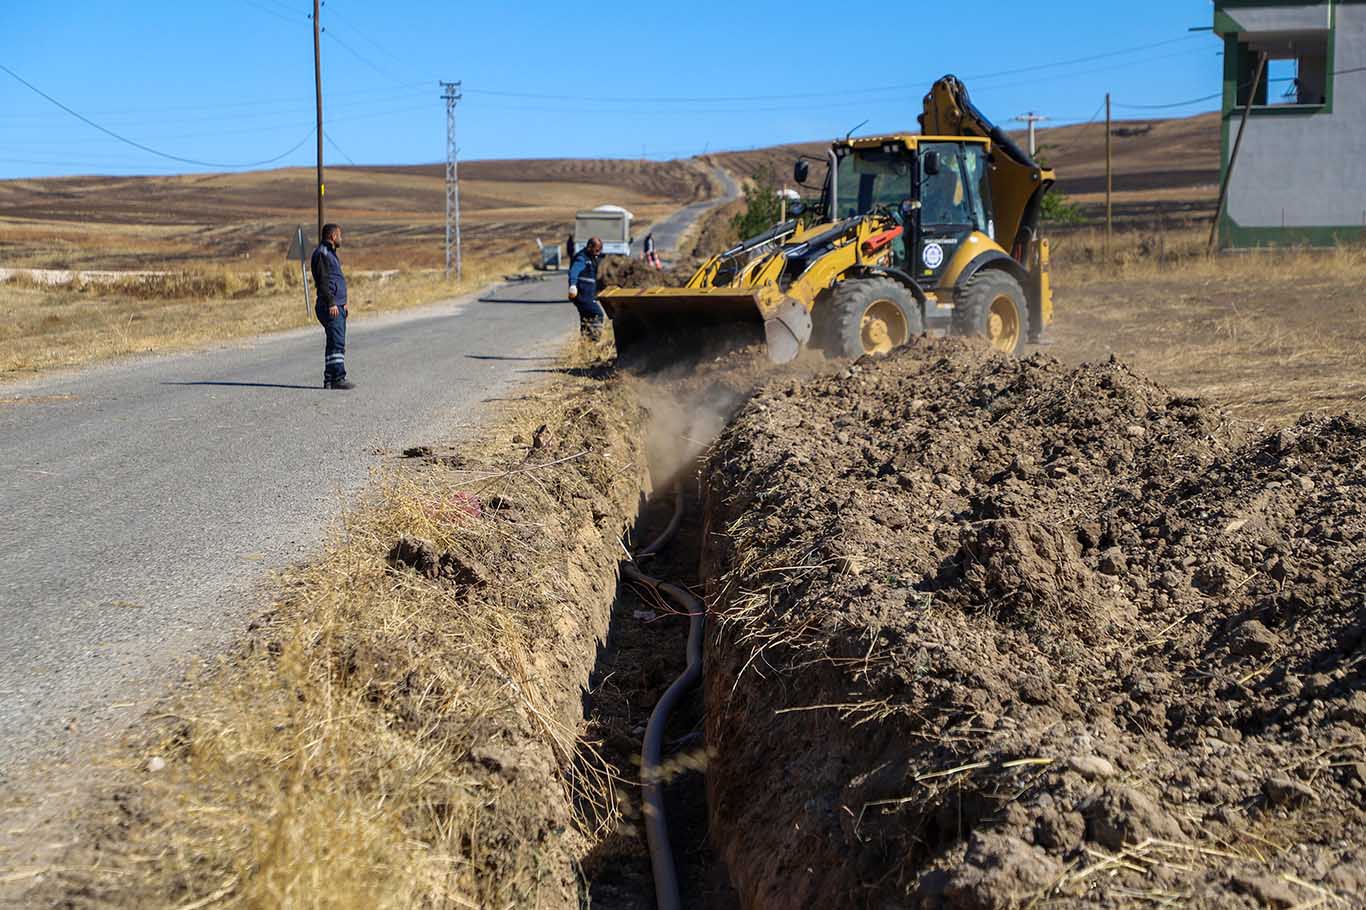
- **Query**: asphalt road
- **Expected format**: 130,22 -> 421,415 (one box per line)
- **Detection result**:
0,170 -> 741,777
632,167 -> 739,259
0,277 -> 582,774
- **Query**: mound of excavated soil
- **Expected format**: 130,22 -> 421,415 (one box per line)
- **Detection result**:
702,340 -> 1366,908
598,255 -> 695,290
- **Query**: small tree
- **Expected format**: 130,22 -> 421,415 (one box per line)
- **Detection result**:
1041,188 -> 1084,225
730,167 -> 784,240
1034,146 -> 1084,225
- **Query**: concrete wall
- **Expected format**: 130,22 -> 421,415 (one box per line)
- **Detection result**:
1222,2 -> 1366,244
1224,1 -> 1332,33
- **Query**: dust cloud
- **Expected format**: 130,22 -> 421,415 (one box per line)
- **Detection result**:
623,342 -> 834,487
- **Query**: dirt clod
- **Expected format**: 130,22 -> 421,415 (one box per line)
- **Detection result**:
387,535 -> 441,578
930,833 -> 1063,910
1228,619 -> 1278,657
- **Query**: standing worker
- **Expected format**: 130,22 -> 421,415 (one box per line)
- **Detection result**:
565,233 -> 575,270
643,232 -> 661,270
311,223 -> 355,390
567,236 -> 605,341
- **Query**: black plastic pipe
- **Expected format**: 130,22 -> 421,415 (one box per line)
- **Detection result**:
624,487 -> 705,910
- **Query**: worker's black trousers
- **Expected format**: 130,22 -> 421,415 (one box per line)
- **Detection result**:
315,302 -> 348,384
573,298 -> 605,341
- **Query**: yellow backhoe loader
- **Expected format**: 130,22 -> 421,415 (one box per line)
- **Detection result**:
600,76 -> 1055,362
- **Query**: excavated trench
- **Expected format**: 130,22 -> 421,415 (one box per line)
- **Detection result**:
573,346 -> 800,908
566,336 -> 1365,909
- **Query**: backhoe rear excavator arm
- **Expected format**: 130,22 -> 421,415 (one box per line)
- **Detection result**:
920,75 -> 1054,264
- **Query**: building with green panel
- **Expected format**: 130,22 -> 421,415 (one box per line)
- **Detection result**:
1213,0 -> 1365,247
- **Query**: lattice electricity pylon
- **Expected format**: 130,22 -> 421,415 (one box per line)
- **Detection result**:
441,81 -> 462,279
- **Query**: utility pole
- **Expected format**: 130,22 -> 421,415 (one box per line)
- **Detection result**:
441,81 -> 462,280
312,0 -> 324,244
1105,93 -> 1112,260
1014,112 -> 1049,156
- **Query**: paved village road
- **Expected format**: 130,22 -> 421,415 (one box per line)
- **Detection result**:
0,170 -> 738,774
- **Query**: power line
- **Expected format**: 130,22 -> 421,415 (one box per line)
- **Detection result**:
239,0 -> 301,25
323,29 -> 399,81
964,35 -> 1202,82
2,87 -> 432,131
0,82 -> 431,122
1115,91 -> 1222,110
458,47 -> 1213,117
323,130 -> 355,165
323,2 -> 417,78
462,35 -> 1205,105
0,62 -> 315,169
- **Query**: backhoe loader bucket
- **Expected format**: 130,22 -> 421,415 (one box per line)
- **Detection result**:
601,287 -> 810,366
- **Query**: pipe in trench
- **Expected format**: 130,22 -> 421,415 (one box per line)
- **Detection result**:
625,487 -> 705,910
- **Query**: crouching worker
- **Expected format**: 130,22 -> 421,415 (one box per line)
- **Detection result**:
567,235 -> 605,341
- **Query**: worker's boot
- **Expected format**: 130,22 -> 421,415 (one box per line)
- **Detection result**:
325,379 -> 357,390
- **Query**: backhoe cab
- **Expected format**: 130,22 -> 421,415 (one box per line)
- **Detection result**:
600,76 -> 1055,362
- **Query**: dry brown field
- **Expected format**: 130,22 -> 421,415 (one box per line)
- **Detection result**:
0,157 -> 719,378
0,157 -> 719,270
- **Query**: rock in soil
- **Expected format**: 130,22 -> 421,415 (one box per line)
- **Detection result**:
702,338 -> 1366,908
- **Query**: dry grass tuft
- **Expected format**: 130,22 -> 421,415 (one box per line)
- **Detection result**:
29,347 -> 648,909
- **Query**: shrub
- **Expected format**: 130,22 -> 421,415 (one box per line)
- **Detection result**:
730,167 -> 784,241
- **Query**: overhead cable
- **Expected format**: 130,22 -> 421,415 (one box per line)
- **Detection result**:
0,62 -> 314,169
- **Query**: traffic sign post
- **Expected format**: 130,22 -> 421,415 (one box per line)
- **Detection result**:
288,225 -> 311,313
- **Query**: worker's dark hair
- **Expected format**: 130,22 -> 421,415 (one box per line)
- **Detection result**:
321,223 -> 341,242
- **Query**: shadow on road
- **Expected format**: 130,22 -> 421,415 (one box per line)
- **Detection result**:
476,296 -> 565,306
518,365 -> 615,380
464,354 -> 556,362
163,381 -> 319,390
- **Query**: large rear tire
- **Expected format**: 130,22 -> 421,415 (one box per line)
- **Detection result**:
819,278 -> 923,359
954,269 -> 1030,355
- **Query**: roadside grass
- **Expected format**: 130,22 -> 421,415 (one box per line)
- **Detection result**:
23,343 -> 645,909
1053,225 -> 1366,283
0,256 -> 524,379
1051,227 -> 1366,423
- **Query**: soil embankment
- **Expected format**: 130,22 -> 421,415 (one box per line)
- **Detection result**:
18,368 -> 652,909
702,341 -> 1365,907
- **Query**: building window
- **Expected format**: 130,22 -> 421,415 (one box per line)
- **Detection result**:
1233,30 -> 1330,108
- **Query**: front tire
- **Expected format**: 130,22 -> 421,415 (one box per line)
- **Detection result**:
954,269 -> 1030,355
820,278 -> 923,359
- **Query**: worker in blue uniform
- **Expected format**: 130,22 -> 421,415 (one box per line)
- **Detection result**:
567,235 -> 605,341
311,223 -> 355,390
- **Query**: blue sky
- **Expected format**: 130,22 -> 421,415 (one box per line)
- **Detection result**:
0,1 -> 1222,178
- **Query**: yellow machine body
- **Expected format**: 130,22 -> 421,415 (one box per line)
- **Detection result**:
600,76 -> 1056,361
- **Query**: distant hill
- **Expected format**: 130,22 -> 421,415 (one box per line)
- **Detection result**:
708,111 -> 1220,198
0,112 -> 1218,270
0,159 -> 718,270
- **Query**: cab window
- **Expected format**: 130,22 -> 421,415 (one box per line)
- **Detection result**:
920,142 -> 990,233
835,149 -> 913,219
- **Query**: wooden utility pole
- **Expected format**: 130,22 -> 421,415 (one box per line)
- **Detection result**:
1105,93 -> 1112,260
1209,53 -> 1267,253
312,0 -> 324,243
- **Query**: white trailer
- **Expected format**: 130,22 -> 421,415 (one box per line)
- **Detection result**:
573,204 -> 633,256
